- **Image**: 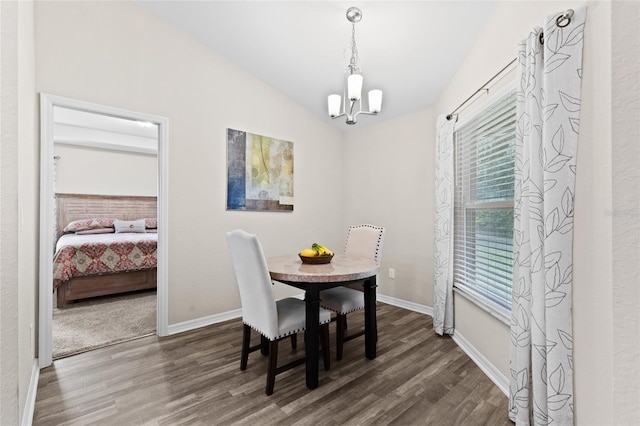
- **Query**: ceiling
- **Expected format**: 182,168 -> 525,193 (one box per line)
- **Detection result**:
137,1 -> 497,130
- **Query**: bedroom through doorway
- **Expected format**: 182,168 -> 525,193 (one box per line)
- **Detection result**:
39,95 -> 169,366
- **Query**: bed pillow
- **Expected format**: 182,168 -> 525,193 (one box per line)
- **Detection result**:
114,219 -> 147,234
63,218 -> 115,233
143,218 -> 158,229
75,228 -> 115,235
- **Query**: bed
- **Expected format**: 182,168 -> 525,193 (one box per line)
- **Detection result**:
53,194 -> 158,308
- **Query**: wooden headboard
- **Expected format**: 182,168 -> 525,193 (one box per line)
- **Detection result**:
56,193 -> 157,238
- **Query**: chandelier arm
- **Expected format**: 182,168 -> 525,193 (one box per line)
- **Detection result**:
348,99 -> 357,117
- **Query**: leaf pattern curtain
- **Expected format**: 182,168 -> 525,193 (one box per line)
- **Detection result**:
433,114 -> 456,336
509,7 -> 586,425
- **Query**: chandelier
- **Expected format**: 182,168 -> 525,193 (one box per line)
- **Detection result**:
327,7 -> 382,125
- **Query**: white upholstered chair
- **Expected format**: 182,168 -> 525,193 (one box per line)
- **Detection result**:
226,229 -> 332,395
320,224 -> 385,360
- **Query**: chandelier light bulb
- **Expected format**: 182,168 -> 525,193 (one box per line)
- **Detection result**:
347,74 -> 363,101
328,94 -> 342,117
368,90 -> 382,113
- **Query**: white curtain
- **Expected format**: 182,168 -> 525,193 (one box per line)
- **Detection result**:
433,114 -> 456,336
509,7 -> 586,425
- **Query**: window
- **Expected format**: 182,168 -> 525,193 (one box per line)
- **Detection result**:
453,91 -> 516,313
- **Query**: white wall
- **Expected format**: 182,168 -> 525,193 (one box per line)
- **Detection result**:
611,1 -> 640,422
0,1 -> 37,424
343,108 -> 434,306
0,4 -> 21,423
53,144 -> 157,196
35,1 -> 344,325
17,1 -> 38,421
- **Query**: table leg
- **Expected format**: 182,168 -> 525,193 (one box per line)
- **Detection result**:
363,275 -> 377,359
305,286 -> 320,389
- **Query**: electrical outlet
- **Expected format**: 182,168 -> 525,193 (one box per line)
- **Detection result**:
388,268 -> 395,279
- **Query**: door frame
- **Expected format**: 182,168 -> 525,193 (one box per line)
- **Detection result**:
39,93 -> 169,368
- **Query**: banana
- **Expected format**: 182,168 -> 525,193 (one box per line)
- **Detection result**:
312,243 -> 333,256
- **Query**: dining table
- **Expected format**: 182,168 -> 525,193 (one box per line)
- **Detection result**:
267,253 -> 379,390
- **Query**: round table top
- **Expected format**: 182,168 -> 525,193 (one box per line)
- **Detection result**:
267,254 -> 379,283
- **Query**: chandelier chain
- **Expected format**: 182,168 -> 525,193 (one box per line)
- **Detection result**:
349,22 -> 359,72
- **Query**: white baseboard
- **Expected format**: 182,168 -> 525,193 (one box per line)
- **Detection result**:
452,329 -> 509,396
167,308 -> 242,335
377,294 -> 433,316
22,359 -> 39,426
377,294 -> 508,397
164,293 -> 428,335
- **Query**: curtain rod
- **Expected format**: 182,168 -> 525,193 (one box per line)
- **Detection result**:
445,57 -> 517,121
446,8 -> 575,121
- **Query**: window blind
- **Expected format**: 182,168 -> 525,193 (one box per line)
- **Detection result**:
453,91 -> 516,311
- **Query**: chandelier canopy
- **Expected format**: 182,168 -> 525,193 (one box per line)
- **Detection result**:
327,7 -> 382,125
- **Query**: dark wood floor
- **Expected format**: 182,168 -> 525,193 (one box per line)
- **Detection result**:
34,303 -> 511,425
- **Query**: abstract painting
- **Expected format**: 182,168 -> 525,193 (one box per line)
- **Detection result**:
226,128 -> 294,211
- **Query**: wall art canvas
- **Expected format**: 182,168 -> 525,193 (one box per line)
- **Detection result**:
226,128 -> 294,211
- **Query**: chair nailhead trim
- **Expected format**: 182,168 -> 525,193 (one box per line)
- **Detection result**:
244,318 -> 331,341
345,224 -> 385,264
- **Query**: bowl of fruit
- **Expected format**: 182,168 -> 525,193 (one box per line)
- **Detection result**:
299,243 -> 334,264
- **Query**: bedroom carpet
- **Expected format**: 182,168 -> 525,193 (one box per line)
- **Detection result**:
52,290 -> 156,359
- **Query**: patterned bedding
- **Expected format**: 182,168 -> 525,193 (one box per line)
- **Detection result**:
53,233 -> 158,288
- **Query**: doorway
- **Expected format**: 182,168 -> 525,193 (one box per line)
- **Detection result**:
39,94 -> 169,367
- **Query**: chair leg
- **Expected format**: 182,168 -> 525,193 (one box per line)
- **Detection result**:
241,324 -> 251,370
266,339 -> 279,396
290,333 -> 297,350
336,314 -> 346,361
260,335 -> 269,356
320,323 -> 330,371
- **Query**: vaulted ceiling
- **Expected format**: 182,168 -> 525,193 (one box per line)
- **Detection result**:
138,1 -> 497,130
